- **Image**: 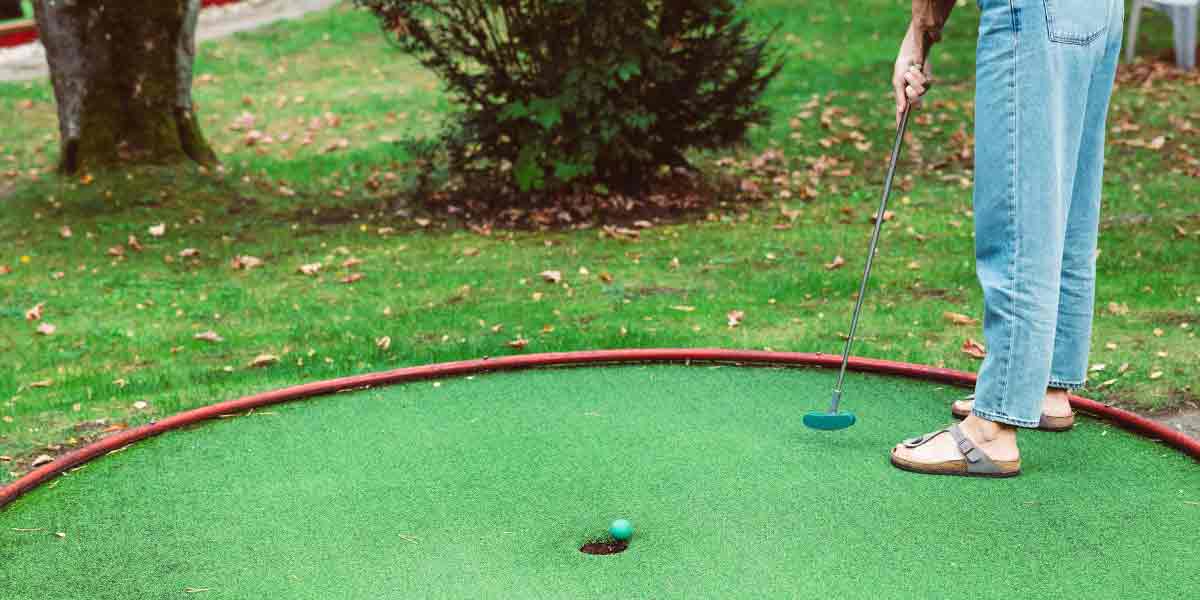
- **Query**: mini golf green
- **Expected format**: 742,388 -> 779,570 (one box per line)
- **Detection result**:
2,352 -> 1198,599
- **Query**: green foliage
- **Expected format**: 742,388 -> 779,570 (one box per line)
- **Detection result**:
356,0 -> 783,196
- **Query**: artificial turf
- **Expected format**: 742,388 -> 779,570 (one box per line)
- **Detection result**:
2,364 -> 1198,599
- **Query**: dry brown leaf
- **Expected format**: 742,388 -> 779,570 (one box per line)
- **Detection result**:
670,305 -> 696,312
1149,370 -> 1164,380
961,338 -> 987,359
539,270 -> 563,284
36,323 -> 56,336
943,311 -> 978,326
132,401 -> 148,410
298,263 -> 322,276
1147,135 -> 1166,150
28,379 -> 53,388
127,235 -> 143,252
232,255 -> 264,270
0,265 -> 11,275
179,248 -> 200,258
414,217 -> 431,227
727,309 -> 745,328
25,302 -> 44,321
376,336 -> 392,351
107,245 -> 125,257
824,255 -> 846,270
508,337 -> 529,349
1106,302 -> 1130,316
341,273 -> 364,284
341,257 -> 363,269
1152,327 -> 1164,337
59,226 -> 72,239
248,354 -> 279,368
462,247 -> 480,257
194,330 -> 224,343
31,454 -> 54,467
148,223 -> 166,237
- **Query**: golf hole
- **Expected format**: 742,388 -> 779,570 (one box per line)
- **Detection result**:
579,539 -> 629,555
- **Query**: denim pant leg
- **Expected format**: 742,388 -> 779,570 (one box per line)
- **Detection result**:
1050,2 -> 1124,391
971,0 -> 1122,427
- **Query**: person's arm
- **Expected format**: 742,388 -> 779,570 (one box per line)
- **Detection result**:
911,0 -> 956,60
893,0 -> 956,126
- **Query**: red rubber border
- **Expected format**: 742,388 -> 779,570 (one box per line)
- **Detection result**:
2,349 -> 1197,509
0,1 -> 242,48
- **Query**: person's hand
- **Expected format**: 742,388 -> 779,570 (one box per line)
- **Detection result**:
893,23 -> 932,127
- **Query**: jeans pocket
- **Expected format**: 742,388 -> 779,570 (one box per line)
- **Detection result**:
1043,0 -> 1111,45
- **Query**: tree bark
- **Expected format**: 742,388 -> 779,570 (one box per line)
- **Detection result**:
0,1 -> 24,20
33,0 -> 217,174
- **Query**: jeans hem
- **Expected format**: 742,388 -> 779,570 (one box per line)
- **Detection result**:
971,407 -> 1041,429
1048,379 -> 1084,391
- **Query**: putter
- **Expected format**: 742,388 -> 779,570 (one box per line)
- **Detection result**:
803,103 -> 915,431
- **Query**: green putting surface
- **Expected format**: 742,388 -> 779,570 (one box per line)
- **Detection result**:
2,364 -> 1198,598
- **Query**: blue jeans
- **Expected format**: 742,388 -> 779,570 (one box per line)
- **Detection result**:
971,0 -> 1123,428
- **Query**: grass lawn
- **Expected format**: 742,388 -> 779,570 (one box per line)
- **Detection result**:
0,1 -> 1197,482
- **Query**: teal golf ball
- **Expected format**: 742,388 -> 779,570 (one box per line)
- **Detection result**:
609,519 -> 634,541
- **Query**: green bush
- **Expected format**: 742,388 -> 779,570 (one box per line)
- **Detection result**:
357,0 -> 782,197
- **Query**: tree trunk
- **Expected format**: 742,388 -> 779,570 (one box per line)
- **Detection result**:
0,1 -> 24,20
33,0 -> 217,174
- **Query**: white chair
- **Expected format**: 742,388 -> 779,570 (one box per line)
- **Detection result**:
1126,0 -> 1199,70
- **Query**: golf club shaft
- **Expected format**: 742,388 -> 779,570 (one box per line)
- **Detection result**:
828,104 -> 912,413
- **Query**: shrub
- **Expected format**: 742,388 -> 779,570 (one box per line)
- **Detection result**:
357,0 -> 783,197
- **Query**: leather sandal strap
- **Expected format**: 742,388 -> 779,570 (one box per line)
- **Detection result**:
947,424 -> 1004,475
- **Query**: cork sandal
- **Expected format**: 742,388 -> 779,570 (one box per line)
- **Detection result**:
951,400 -> 1075,432
890,424 -> 1021,478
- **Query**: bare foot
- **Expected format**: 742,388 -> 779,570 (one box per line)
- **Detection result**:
891,414 -> 1020,465
952,388 -> 1074,419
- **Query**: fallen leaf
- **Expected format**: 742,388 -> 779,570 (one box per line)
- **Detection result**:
36,323 -> 56,336
0,265 -> 10,275
232,255 -> 264,270
25,303 -> 44,321
59,226 -> 72,239
824,255 -> 846,270
943,311 -> 978,326
872,210 -> 895,223
961,338 -> 987,359
127,235 -> 143,252
1153,328 -> 1164,337
28,379 -> 53,388
376,336 -> 391,350
54,532 -> 66,539
248,354 -> 279,368
1149,370 -> 1163,380
31,454 -> 54,467
132,401 -> 148,410
462,247 -> 480,257
727,309 -> 745,328
1106,302 -> 1130,316
298,263 -> 322,276
414,217 -> 431,227
670,305 -> 696,312
508,337 -> 529,349
194,331 -> 224,343
107,245 -> 125,257
148,223 -> 166,237
1089,364 -> 1107,372
539,270 -> 563,284
341,257 -> 363,269
179,248 -> 200,258
1147,135 -> 1166,150
341,273 -> 364,284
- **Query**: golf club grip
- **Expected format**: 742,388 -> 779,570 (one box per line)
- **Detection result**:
828,105 -> 912,411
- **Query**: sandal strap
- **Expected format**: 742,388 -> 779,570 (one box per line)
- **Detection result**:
947,424 -> 1004,475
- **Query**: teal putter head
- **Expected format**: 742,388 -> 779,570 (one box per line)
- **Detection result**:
803,390 -> 857,431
